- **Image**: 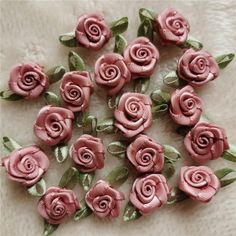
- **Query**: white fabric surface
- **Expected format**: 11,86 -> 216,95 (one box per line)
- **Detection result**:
0,0 -> 236,236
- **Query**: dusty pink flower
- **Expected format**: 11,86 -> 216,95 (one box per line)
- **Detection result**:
38,187 -> 80,225
114,92 -> 153,138
75,13 -> 111,50
34,105 -> 74,146
85,180 -> 125,218
94,53 -> 131,95
124,37 -> 159,78
1,145 -> 49,187
127,135 -> 164,173
177,49 -> 220,87
179,166 -> 220,203
60,71 -> 94,112
8,63 -> 49,99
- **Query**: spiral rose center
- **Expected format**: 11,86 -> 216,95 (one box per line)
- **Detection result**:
78,147 -> 94,164
197,135 -> 210,148
19,72 -> 39,90
64,84 -> 82,101
103,65 -> 119,80
51,202 -> 66,217
130,45 -> 152,65
185,170 -> 209,188
89,24 -> 101,36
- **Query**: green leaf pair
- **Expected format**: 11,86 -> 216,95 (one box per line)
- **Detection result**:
181,35 -> 203,51
215,168 -> 236,187
114,34 -> 127,55
53,144 -> 69,163
221,144 -> 236,162
2,136 -> 22,153
110,17 -> 129,37
96,117 -> 115,134
107,140 -> 129,159
27,178 -> 47,197
133,77 -> 150,94
123,201 -> 142,222
59,32 -> 77,47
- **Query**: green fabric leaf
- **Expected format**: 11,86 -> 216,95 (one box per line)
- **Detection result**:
221,144 -> 236,162
163,145 -> 181,162
150,89 -> 171,105
139,8 -> 156,22
96,117 -> 115,134
107,95 -> 121,109
163,71 -> 181,87
0,90 -> 24,101
78,171 -> 95,192
107,140 -> 129,159
27,178 -> 46,197
43,221 -> 59,236
133,77 -> 150,93
215,53 -> 235,69
162,160 -> 175,179
44,91 -> 61,106
74,200 -> 92,221
181,35 -> 203,51
151,103 -> 169,119
113,34 -> 127,54
110,17 -> 128,37
53,144 -> 69,163
137,18 -> 153,41
81,112 -> 97,136
106,166 -> 129,187
215,168 -> 236,188
167,187 -> 188,204
68,51 -> 86,71
46,66 -> 66,84
2,136 -> 22,153
58,167 -> 79,189
59,32 -> 77,47
123,201 -> 142,222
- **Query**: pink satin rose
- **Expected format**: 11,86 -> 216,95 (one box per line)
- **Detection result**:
177,49 -> 220,87
34,105 -> 74,146
127,135 -> 164,173
8,63 -> 49,99
169,85 -> 203,126
154,8 -> 190,45
75,13 -> 111,50
60,71 -> 94,112
130,174 -> 170,214
1,145 -> 49,187
85,180 -> 125,218
114,92 -> 153,138
179,166 -> 220,203
124,37 -> 159,78
38,187 -> 80,225
70,134 -> 105,173
184,122 -> 229,163
94,53 -> 131,95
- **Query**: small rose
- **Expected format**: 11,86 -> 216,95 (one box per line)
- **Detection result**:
70,134 -> 105,173
85,180 -> 125,218
60,71 -> 94,112
130,174 -> 170,214
124,37 -> 159,78
177,49 -> 220,87
169,85 -> 203,126
179,166 -> 220,203
114,92 -> 153,138
154,8 -> 190,45
38,187 -> 80,224
8,63 -> 49,99
34,105 -> 74,146
75,13 -> 111,51
1,145 -> 49,187
94,53 -> 131,95
127,134 -> 164,173
184,122 -> 229,163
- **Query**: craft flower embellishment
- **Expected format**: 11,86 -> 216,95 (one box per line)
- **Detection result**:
34,105 -> 74,146
60,71 -> 94,112
179,166 -> 220,203
130,174 -> 170,214
184,122 -> 229,163
169,85 -> 203,126
127,134 -> 164,173
94,53 -> 131,95
85,180 -> 125,218
114,92 -> 153,138
38,187 -> 80,225
124,37 -> 159,78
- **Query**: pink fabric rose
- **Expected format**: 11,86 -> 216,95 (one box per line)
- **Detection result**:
38,187 -> 80,225
8,63 -> 49,99
184,122 -> 229,163
154,8 -> 190,45
124,37 -> 159,78
114,92 -> 153,138
60,71 -> 94,112
94,53 -> 131,95
70,134 -> 105,173
130,174 -> 170,214
177,49 -> 220,87
34,105 -> 74,146
179,166 -> 220,203
85,180 -> 125,218
75,13 -> 111,50
127,135 -> 164,173
169,85 -> 203,126
1,145 -> 49,187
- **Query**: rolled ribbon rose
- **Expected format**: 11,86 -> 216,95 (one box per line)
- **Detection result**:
60,71 -> 94,112
75,13 -> 111,51
38,187 -> 80,225
169,85 -> 203,126
177,49 -> 220,87
130,174 -> 170,214
123,37 -> 159,78
85,180 -> 125,218
179,166 -> 220,203
127,134 -> 164,173
34,105 -> 74,146
8,63 -> 49,99
94,53 -> 131,95
154,8 -> 190,45
1,145 -> 49,187
114,92 -> 153,138
184,122 -> 229,163
70,134 -> 105,173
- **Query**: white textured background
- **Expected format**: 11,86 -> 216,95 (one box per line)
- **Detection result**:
0,0 -> 236,236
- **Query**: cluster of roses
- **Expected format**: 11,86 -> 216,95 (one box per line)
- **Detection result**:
1,8 -> 235,236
